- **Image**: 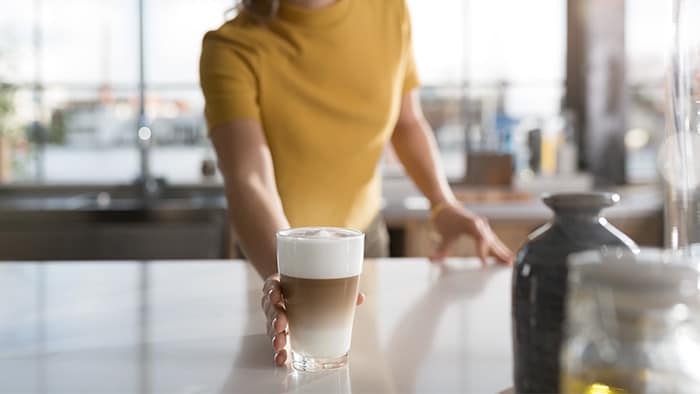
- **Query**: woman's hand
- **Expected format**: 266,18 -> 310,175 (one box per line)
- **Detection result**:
262,275 -> 365,366
430,202 -> 514,266
262,274 -> 289,366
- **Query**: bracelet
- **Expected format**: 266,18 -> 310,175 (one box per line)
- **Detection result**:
430,200 -> 455,222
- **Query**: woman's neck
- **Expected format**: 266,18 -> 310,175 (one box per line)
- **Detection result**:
284,0 -> 337,9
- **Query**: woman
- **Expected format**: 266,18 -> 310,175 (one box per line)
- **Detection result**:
200,0 -> 514,366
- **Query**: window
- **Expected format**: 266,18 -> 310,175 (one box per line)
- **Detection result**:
1,0 -> 566,184
145,0 -> 230,183
0,0 -> 228,184
403,0 -> 566,180
625,0 -> 673,183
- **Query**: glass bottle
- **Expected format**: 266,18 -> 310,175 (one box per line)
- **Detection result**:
664,0 -> 700,252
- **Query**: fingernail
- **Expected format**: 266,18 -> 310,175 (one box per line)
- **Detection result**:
267,287 -> 274,296
271,316 -> 277,330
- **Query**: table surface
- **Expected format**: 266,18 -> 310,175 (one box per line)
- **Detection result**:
0,258 -> 514,394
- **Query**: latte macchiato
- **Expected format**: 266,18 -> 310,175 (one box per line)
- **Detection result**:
277,227 -> 364,372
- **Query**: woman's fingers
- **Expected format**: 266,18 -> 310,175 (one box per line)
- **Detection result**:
272,330 -> 287,352
261,275 -> 289,367
263,294 -> 285,320
430,237 -> 455,262
274,349 -> 287,366
262,281 -> 275,295
485,234 -> 513,265
477,240 -> 489,268
357,292 -> 365,306
268,284 -> 284,309
490,240 -> 514,265
262,274 -> 280,295
272,310 -> 288,333
262,280 -> 285,320
474,237 -> 514,267
266,305 -> 288,337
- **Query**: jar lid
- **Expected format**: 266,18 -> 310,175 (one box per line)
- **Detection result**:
568,248 -> 700,311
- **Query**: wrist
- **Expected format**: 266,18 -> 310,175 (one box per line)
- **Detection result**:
429,199 -> 460,222
429,191 -> 458,210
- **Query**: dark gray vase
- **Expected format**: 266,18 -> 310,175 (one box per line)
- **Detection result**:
511,193 -> 638,394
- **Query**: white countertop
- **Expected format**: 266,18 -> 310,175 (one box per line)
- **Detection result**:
0,259 -> 514,393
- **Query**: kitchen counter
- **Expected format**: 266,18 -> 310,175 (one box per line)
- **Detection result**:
0,179 -> 662,220
381,177 -> 663,222
0,258 -> 513,393
0,179 -> 664,260
382,178 -> 664,255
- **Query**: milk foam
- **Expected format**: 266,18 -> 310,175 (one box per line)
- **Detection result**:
277,227 -> 364,279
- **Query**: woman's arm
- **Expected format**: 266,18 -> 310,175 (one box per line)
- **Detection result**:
211,119 -> 299,366
391,90 -> 457,207
209,119 -> 290,278
391,90 -> 514,264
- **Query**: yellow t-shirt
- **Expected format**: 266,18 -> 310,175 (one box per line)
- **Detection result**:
199,0 -> 419,231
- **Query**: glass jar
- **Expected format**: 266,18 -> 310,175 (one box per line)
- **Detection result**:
664,0 -> 700,252
561,249 -> 700,394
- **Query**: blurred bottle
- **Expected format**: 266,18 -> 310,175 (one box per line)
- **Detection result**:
480,81 -> 518,154
526,125 -> 542,175
557,109 -> 578,176
541,116 -> 563,176
511,117 -> 540,179
494,102 -> 517,153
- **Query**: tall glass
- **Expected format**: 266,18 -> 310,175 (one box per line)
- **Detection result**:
276,227 -> 364,372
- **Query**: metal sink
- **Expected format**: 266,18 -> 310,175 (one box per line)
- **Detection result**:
0,183 -> 229,261
0,183 -> 226,210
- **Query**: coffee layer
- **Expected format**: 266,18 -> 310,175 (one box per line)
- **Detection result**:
281,274 -> 360,358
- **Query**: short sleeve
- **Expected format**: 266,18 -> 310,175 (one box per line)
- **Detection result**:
401,2 -> 420,94
199,32 -> 261,130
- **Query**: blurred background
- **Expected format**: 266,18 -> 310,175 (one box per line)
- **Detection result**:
0,0 -> 669,260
